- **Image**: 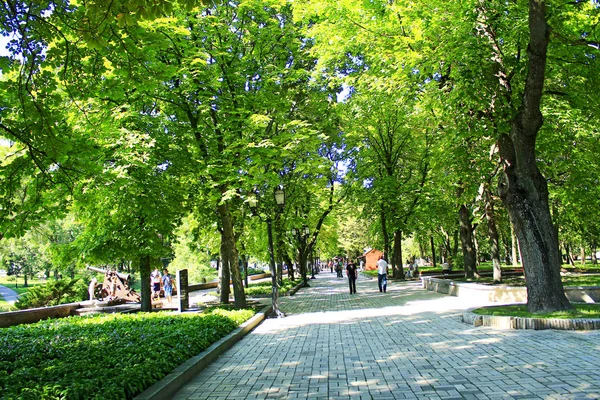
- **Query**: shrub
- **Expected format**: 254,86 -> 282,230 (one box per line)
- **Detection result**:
245,278 -> 301,296
14,279 -> 87,310
0,307 -> 255,399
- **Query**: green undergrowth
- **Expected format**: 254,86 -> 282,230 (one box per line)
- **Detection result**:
473,303 -> 600,319
244,278 -> 302,296
0,307 -> 255,400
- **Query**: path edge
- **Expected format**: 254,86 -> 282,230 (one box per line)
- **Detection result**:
462,308 -> 600,330
134,305 -> 272,400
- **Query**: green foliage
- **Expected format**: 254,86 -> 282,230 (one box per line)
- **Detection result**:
14,279 -> 87,309
244,278 -> 301,296
473,304 -> 600,319
0,308 -> 254,399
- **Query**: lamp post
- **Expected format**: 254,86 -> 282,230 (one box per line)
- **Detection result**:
249,186 -> 286,318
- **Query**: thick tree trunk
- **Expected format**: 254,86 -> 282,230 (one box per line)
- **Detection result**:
299,248 -> 308,286
497,0 -> 571,313
580,247 -> 586,266
140,254 -> 151,312
484,185 -> 502,283
218,235 -> 231,304
458,204 -> 477,279
217,201 -> 246,308
592,244 -> 597,265
392,229 -> 404,279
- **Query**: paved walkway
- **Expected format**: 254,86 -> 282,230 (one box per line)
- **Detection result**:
0,284 -> 19,305
174,272 -> 600,399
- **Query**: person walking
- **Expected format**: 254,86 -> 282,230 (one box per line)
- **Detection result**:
377,256 -> 388,293
161,269 -> 174,304
346,259 -> 358,294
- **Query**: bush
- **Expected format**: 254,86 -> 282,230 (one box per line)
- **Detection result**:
0,307 -> 255,399
14,279 -> 87,310
245,278 -> 301,296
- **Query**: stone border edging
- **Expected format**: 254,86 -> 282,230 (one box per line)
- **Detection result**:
462,308 -> 600,330
422,276 -> 600,303
134,305 -> 272,400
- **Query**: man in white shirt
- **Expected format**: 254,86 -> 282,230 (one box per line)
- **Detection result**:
376,256 -> 388,293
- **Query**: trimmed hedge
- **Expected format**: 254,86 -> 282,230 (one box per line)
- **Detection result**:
245,278 -> 301,296
0,308 -> 254,400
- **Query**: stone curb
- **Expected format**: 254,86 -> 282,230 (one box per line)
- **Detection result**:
134,305 -> 272,400
462,308 -> 600,330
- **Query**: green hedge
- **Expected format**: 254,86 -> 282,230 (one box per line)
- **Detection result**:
0,308 -> 254,400
245,278 -> 301,296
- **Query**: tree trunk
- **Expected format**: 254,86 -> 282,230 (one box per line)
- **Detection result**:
511,223 -> 519,266
284,253 -> 294,280
497,0 -> 571,313
592,244 -> 597,265
580,247 -> 586,266
392,229 -> 404,279
218,236 -> 231,304
430,236 -> 437,268
240,254 -> 248,287
458,204 -> 477,278
140,254 -> 151,312
565,243 -> 575,266
217,201 -> 246,308
484,185 -> 502,283
380,207 -> 390,260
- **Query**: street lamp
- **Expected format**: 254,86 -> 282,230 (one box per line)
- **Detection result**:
249,186 -> 286,318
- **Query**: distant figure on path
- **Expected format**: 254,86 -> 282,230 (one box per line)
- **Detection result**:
346,259 -> 358,294
162,269 -> 173,304
377,256 -> 388,293
151,268 -> 161,300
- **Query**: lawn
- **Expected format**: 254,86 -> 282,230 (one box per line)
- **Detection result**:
0,307 -> 256,399
473,303 -> 600,319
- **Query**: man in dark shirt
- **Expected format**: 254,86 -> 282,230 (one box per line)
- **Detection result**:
346,259 -> 358,294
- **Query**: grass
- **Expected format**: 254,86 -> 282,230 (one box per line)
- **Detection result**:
0,276 -> 45,295
473,303 -> 600,319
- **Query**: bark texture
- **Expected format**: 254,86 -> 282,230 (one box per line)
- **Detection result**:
484,185 -> 502,282
392,229 -> 404,279
139,254 -> 151,312
497,0 -> 571,312
458,204 -> 478,279
218,201 -> 246,309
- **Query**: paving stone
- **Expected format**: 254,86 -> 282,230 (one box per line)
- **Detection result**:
172,272 -> 600,399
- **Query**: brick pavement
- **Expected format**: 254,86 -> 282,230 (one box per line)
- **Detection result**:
173,272 -> 600,399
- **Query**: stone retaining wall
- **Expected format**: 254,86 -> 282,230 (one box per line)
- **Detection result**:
0,303 -> 81,328
463,309 -> 600,330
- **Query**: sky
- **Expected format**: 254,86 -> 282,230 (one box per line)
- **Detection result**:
0,35 -> 10,57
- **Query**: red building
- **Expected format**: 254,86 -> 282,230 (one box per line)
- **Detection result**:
360,249 -> 384,271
